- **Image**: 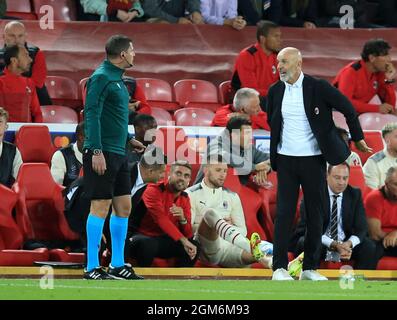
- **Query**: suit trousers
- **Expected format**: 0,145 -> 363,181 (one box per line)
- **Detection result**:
273,154 -> 326,271
295,236 -> 378,270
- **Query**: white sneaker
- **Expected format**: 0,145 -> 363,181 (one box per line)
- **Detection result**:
299,270 -> 328,281
272,268 -> 294,281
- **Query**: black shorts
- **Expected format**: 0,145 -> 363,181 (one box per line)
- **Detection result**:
83,149 -> 131,200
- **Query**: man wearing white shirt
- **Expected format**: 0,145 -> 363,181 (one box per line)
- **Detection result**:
0,107 -> 22,187
266,47 -> 371,280
51,122 -> 84,187
292,163 -> 378,270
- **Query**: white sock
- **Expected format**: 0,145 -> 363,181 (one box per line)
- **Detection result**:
203,209 -> 250,252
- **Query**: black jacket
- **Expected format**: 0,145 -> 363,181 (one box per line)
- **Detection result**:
291,185 -> 368,249
266,74 -> 363,171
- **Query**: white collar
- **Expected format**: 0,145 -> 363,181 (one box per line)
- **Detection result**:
328,185 -> 343,199
136,164 -> 144,187
284,71 -> 304,88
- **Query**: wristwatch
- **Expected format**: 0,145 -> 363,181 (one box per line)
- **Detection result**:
92,149 -> 102,156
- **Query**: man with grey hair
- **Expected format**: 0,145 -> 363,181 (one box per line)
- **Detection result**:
363,123 -> 397,190
212,87 -> 270,130
267,47 -> 371,281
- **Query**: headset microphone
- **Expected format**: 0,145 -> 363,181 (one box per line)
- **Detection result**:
123,55 -> 134,68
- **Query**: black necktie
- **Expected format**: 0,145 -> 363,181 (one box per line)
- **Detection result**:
330,194 -> 339,241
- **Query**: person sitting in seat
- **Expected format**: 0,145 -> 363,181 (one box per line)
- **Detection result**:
363,123 -> 397,190
0,107 -> 22,188
212,87 -> 270,130
0,45 -> 43,123
187,153 -> 272,268
365,166 -> 397,261
127,160 -> 199,267
196,116 -> 270,186
333,38 -> 396,115
51,122 -> 84,188
291,163 -> 378,273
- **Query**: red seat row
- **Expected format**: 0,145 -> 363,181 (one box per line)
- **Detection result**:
6,0 -> 76,21
80,76 -> 232,111
0,165 -> 82,266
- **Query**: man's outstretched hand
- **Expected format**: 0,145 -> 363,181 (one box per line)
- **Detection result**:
354,140 -> 373,153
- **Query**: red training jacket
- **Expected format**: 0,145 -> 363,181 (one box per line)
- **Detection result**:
138,182 -> 193,241
0,68 -> 43,122
333,59 -> 396,114
232,42 -> 279,97
211,104 -> 270,130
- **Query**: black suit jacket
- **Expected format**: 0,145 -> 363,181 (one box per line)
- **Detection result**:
291,185 -> 368,249
266,74 -> 364,171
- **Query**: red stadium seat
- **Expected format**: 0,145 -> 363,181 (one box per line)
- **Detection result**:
45,76 -> 78,100
155,127 -> 187,161
136,78 -> 180,111
150,107 -> 174,126
13,163 -> 80,241
184,101 -> 222,112
148,100 -> 180,112
223,168 -> 267,240
136,78 -> 173,102
377,256 -> 397,270
41,105 -> 78,124
219,80 -> 233,105
223,168 -> 242,194
348,166 -> 371,198
155,127 -> 201,165
0,184 -> 23,250
79,77 -> 89,104
15,125 -> 56,165
174,79 -> 219,106
257,171 -> 302,241
174,108 -> 215,126
0,184 -> 50,266
48,249 -> 85,263
351,131 -> 383,165
359,112 -> 397,130
0,248 -> 49,266
240,185 -> 267,241
32,0 -> 77,21
5,0 -> 37,20
332,111 -> 349,130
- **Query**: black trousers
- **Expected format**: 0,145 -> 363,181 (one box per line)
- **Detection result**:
126,234 -> 199,267
295,236 -> 378,270
375,241 -> 397,260
273,154 -> 326,271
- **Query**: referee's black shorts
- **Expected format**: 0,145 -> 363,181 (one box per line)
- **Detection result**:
83,149 -> 131,200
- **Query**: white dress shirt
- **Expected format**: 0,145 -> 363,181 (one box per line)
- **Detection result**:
322,186 -> 360,248
50,143 -> 82,185
131,164 -> 146,197
277,72 -> 321,156
0,141 -> 23,180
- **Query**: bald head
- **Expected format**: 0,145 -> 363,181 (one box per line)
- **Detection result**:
277,47 -> 303,84
3,21 -> 27,47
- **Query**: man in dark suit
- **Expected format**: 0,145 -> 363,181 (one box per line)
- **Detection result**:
267,47 -> 372,280
291,163 -> 378,271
